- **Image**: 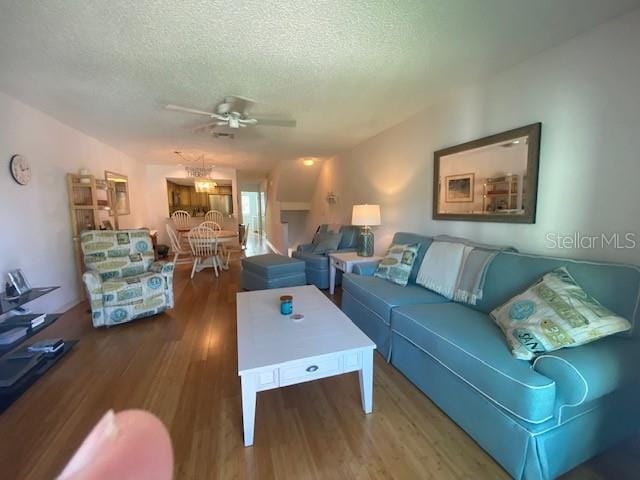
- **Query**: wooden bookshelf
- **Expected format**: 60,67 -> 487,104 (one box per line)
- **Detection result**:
66,173 -> 116,289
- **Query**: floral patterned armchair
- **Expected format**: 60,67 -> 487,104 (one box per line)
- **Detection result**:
80,229 -> 175,327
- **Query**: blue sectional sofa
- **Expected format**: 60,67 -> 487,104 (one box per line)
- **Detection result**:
292,224 -> 360,289
341,232 -> 640,480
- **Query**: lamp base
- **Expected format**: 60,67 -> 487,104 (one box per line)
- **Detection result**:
357,227 -> 374,257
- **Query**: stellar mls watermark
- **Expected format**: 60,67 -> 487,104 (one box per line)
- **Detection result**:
545,232 -> 638,250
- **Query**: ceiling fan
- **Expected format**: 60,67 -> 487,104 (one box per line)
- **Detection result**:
165,95 -> 296,132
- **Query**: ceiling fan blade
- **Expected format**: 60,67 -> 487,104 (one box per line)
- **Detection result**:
238,118 -> 258,125
226,95 -> 256,115
216,121 -> 228,126
165,104 -> 217,117
252,117 -> 297,128
192,121 -> 218,133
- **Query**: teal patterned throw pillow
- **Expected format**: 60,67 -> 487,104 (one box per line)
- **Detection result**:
491,267 -> 631,360
374,243 -> 420,286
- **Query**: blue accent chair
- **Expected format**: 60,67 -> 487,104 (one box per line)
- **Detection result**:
341,231 -> 640,479
292,224 -> 359,289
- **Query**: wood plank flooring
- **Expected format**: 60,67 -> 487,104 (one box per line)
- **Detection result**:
0,251 -> 637,479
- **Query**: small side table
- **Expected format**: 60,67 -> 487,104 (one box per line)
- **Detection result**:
328,252 -> 383,294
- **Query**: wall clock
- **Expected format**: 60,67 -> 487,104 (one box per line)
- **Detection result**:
9,154 -> 32,185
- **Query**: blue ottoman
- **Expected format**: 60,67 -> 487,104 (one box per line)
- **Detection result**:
241,254 -> 307,290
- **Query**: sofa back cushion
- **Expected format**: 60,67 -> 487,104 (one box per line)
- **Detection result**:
338,225 -> 359,249
475,251 -> 640,333
80,229 -> 155,280
391,232 -> 433,284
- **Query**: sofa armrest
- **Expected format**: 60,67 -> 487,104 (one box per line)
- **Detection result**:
352,260 -> 381,276
82,270 -> 105,327
149,261 -> 175,308
296,243 -> 315,253
532,337 -> 640,415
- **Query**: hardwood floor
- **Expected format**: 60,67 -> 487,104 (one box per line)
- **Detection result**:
0,256 -> 637,479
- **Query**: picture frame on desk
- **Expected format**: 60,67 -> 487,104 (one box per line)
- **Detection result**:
7,269 -> 31,296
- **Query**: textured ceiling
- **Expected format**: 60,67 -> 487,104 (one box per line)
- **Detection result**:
1,0 -> 639,172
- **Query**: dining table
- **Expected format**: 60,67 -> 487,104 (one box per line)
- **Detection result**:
186,229 -> 238,272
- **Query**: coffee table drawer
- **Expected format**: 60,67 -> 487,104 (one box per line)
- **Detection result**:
279,356 -> 341,387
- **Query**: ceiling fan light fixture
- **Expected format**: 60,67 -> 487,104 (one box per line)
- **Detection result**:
303,158 -> 315,166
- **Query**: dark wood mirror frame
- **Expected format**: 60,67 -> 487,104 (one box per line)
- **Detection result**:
432,122 -> 541,224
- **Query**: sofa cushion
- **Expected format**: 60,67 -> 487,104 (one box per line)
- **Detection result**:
242,254 -> 305,278
491,267 -> 631,360
102,271 -> 166,307
392,302 -> 557,424
342,272 -> 449,325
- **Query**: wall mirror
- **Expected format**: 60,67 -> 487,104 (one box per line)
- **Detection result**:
433,123 -> 541,223
105,171 -> 130,216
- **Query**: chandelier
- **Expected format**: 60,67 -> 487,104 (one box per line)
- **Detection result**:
174,151 -> 218,193
194,178 -> 217,193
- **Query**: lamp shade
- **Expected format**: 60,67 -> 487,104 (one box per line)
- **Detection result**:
352,204 -> 381,226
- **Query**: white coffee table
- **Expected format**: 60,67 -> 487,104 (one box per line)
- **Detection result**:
237,285 -> 376,446
328,251 -> 383,294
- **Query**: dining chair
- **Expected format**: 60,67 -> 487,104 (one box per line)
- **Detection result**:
171,210 -> 192,246
165,224 -> 191,265
200,221 -> 222,232
223,224 -> 250,268
188,225 -> 220,278
204,210 -> 224,227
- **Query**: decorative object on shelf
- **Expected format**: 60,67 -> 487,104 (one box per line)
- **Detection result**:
445,173 -> 474,203
9,154 -> 31,186
4,282 -> 19,299
79,169 -> 91,184
7,269 -> 31,296
352,204 -> 381,257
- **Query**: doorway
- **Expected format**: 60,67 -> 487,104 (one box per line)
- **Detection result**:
241,191 -> 261,237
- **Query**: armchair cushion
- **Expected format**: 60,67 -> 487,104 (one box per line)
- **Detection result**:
80,230 -> 155,280
312,232 -> 343,254
102,272 -> 167,307
296,243 -> 316,254
338,226 -> 359,249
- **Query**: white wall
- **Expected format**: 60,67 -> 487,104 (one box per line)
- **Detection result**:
144,165 -> 239,245
0,91 -> 146,313
264,167 -> 287,254
306,9 -> 640,265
